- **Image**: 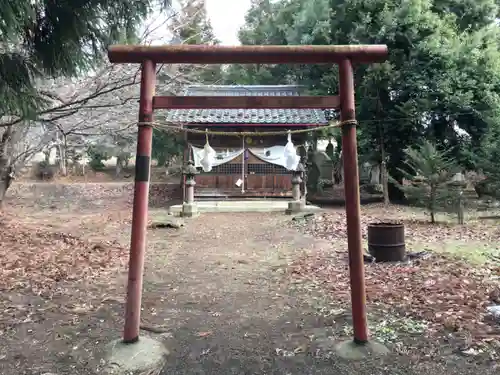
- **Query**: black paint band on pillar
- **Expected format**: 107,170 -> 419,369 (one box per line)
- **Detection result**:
139,113 -> 153,123
135,155 -> 151,182
341,120 -> 357,136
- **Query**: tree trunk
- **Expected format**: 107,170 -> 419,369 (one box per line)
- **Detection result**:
0,167 -> 14,208
57,134 -> 68,176
0,127 -> 13,208
0,178 -> 7,208
115,156 -> 123,178
44,149 -> 51,163
430,186 -> 436,224
57,146 -> 67,176
387,154 -> 406,203
377,113 -> 389,206
388,181 -> 405,202
381,161 -> 389,206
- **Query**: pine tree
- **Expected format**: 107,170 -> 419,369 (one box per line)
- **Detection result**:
393,141 -> 458,223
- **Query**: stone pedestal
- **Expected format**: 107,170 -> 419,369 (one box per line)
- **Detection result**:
186,183 -> 195,204
286,199 -> 305,215
292,181 -> 301,200
287,163 -> 305,214
181,202 -> 199,218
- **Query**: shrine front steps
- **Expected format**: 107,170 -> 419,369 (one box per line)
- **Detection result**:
168,200 -> 322,215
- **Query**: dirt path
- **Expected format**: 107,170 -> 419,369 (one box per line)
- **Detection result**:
146,212 -> 325,374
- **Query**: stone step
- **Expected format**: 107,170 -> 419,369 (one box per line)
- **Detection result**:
168,200 -> 322,214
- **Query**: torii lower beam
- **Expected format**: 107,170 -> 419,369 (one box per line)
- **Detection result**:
109,44 -> 389,347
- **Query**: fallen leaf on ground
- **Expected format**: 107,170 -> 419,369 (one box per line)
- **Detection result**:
196,331 -> 213,337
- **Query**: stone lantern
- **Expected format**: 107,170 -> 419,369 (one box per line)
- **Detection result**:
448,172 -> 467,224
182,159 -> 199,217
286,162 -> 305,214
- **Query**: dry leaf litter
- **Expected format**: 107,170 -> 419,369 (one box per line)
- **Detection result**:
291,209 -> 500,341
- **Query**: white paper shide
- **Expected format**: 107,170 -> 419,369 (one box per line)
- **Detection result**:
283,131 -> 300,171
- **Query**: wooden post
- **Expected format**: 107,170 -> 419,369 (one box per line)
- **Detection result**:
123,60 -> 156,343
338,58 -> 369,344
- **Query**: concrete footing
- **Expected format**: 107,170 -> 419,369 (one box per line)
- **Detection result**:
102,337 -> 168,374
334,340 -> 389,361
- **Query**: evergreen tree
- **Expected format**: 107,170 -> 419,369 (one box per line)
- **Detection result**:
152,130 -> 185,171
226,0 -> 500,201
474,124 -> 500,198
152,0 -> 221,175
0,0 -> 167,118
392,140 -> 458,223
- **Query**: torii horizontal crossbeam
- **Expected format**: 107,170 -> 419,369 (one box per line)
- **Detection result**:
152,95 -> 340,110
108,44 -> 388,64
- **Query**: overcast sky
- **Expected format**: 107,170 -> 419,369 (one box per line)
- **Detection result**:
142,0 -> 251,45
205,0 -> 251,45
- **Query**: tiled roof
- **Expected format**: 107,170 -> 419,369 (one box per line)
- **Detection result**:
164,85 -> 329,125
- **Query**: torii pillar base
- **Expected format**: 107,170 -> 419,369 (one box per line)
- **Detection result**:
102,337 -> 168,374
334,339 -> 389,361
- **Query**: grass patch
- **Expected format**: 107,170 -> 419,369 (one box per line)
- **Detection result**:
409,240 -> 500,265
342,314 -> 428,344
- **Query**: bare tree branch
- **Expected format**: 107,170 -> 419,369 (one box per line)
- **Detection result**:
0,0 -> 224,178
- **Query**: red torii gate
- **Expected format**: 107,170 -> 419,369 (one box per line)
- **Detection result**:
107,44 -> 388,346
